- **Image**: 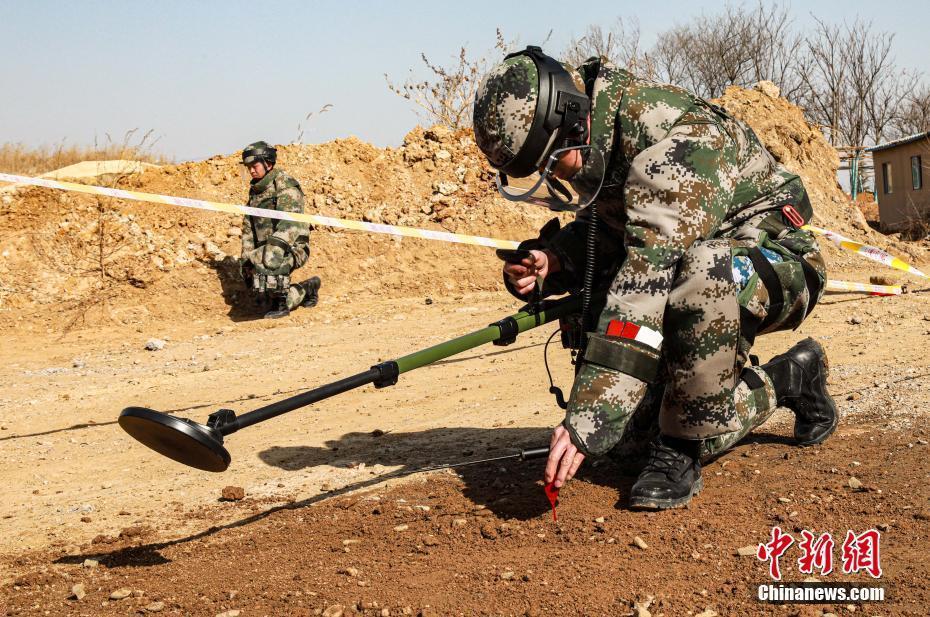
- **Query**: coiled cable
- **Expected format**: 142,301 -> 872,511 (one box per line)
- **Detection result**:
581,202 -> 598,336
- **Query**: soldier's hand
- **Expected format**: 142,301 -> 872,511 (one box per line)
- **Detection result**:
545,424 -> 585,489
503,249 -> 557,295
240,249 -> 261,279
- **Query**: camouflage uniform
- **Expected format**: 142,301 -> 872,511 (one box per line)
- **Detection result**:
241,167 -> 312,310
513,59 -> 827,458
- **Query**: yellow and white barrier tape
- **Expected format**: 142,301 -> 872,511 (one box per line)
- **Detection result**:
803,224 -> 927,279
0,173 -> 916,296
824,280 -> 902,295
0,172 -> 520,250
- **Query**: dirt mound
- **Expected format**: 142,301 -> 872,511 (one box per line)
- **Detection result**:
716,83 -> 862,234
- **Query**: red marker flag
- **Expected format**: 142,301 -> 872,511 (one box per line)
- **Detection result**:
544,482 -> 560,521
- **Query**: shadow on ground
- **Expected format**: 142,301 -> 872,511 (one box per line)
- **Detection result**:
53,424 -> 793,571
207,255 -> 268,322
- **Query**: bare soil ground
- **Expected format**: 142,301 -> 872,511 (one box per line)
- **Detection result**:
1,279 -> 929,616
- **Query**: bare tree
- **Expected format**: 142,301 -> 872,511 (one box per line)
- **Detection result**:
842,20 -> 902,146
690,5 -> 757,97
744,2 -> 809,101
385,29 -> 525,129
864,68 -> 919,144
651,3 -> 806,99
651,7 -> 751,97
892,85 -> 930,137
563,18 -> 655,78
801,17 -> 921,147
798,17 -> 848,144
652,25 -> 692,87
386,48 -> 485,129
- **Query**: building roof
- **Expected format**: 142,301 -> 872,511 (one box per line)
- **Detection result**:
866,131 -> 930,153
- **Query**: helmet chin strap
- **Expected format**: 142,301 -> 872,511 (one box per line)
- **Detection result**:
532,129 -> 562,170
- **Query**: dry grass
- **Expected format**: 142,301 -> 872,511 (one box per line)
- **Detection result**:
0,129 -> 171,176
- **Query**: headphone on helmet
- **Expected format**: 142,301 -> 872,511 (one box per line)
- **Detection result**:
497,46 -> 590,178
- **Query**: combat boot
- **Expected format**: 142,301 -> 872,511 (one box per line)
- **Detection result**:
263,294 -> 290,319
629,436 -> 703,510
761,337 -> 838,445
301,276 -> 322,308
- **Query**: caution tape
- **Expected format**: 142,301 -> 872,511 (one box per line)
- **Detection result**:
0,173 -> 520,250
803,224 -> 927,279
824,280 -> 902,295
0,172 -> 918,297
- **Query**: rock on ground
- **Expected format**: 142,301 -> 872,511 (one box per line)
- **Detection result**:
221,486 -> 245,501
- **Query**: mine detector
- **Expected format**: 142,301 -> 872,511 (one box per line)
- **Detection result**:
119,294 -> 584,472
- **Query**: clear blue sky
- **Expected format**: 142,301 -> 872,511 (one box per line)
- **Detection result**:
2,0 -> 927,161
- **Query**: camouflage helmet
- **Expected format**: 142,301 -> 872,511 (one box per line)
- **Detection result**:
473,46 -> 589,178
241,141 -> 277,167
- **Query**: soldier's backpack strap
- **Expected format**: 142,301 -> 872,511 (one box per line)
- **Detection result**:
740,366 -> 766,391
747,247 -> 785,331
248,214 -> 261,249
799,256 -> 822,319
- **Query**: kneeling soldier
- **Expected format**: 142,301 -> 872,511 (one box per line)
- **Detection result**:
473,47 -> 838,509
239,141 -> 320,319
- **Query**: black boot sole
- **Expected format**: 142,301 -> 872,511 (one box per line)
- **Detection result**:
796,412 -> 838,446
263,309 -> 290,319
629,476 -> 704,510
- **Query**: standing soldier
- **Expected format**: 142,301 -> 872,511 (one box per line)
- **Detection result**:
239,141 -> 320,319
472,47 -> 838,509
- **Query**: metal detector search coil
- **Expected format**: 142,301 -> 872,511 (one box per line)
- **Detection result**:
119,407 -> 231,472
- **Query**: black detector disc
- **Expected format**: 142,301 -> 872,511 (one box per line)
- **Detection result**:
118,406 -> 231,472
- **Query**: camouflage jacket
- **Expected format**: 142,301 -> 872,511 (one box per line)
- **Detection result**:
536,59 -> 820,334
241,167 -> 311,259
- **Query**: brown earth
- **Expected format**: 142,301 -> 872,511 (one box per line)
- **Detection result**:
1,87 -> 929,615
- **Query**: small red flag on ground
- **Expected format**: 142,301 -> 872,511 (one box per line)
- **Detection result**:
544,482 -> 560,521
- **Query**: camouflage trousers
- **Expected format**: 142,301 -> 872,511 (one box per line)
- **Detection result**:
565,227 -> 825,459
